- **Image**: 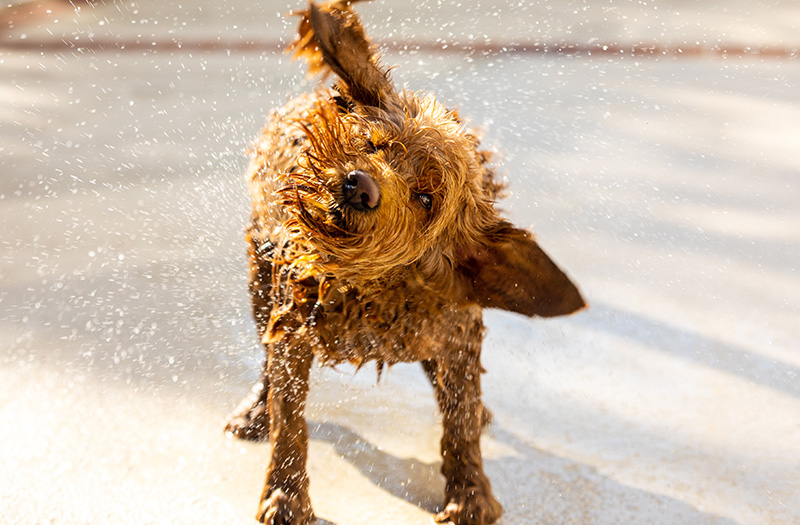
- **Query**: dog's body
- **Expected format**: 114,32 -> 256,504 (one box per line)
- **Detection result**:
226,2 -> 585,523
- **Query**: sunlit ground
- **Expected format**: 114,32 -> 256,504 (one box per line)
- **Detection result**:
1,1 -> 798,523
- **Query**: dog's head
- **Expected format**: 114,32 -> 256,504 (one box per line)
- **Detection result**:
278,1 -> 585,317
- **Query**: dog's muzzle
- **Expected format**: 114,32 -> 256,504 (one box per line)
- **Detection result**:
343,170 -> 380,211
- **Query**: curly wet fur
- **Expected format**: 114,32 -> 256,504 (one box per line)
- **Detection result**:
226,2 -> 585,524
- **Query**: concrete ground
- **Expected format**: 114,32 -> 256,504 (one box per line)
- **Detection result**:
1,1 -> 799,524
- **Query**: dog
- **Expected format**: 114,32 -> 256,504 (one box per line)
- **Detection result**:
225,2 -> 586,523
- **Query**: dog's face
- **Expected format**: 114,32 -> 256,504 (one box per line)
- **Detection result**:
278,2 -> 585,318
280,90 -> 497,286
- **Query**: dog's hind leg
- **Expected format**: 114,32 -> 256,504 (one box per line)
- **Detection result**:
225,358 -> 271,441
257,338 -> 315,525
424,317 -> 503,525
225,232 -> 276,441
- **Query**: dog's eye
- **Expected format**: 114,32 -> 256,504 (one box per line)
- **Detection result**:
366,139 -> 386,154
417,193 -> 433,210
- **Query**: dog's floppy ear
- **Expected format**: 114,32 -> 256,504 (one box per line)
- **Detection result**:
287,1 -> 395,108
458,222 -> 586,318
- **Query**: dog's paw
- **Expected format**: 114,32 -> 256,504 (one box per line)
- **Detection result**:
433,491 -> 503,525
224,408 -> 269,442
257,488 -> 314,525
224,391 -> 270,442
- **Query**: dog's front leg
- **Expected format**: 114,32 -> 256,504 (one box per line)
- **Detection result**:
257,338 -> 315,525
425,329 -> 503,524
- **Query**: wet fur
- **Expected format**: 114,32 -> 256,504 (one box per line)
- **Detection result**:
226,2 -> 586,524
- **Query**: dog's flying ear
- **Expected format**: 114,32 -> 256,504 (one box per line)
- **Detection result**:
287,1 -> 395,108
458,222 -> 586,318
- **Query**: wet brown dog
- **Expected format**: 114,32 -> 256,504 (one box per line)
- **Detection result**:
226,1 -> 585,523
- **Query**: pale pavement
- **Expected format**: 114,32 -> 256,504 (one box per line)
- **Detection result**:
1,1 -> 799,523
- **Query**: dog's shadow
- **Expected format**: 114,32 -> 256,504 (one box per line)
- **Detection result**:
308,419 -> 736,524
309,420 -> 442,514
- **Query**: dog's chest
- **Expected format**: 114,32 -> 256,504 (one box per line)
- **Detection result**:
306,284 -> 482,366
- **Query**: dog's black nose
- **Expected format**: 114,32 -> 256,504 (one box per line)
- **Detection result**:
343,170 -> 380,211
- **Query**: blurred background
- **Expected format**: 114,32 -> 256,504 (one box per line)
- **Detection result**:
1,1 -> 798,523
